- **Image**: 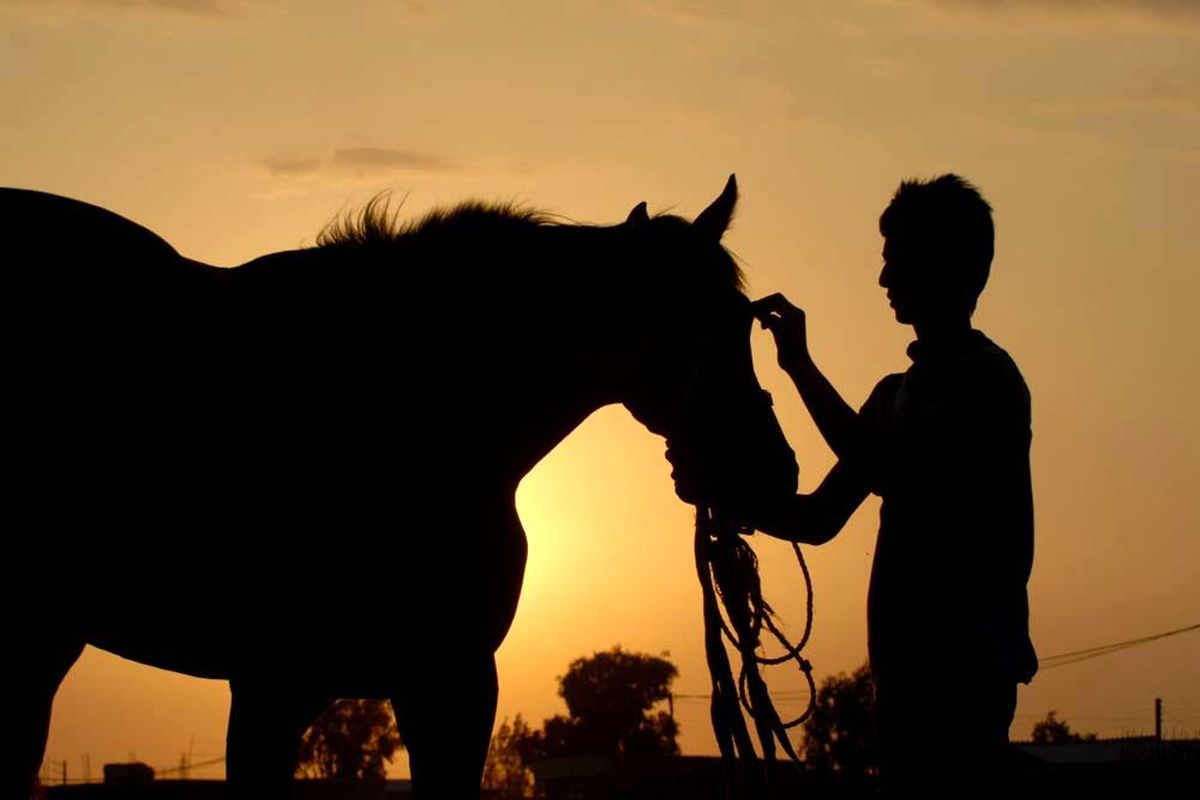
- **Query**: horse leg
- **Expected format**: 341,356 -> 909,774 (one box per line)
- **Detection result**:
225,681 -> 330,800
390,496 -> 524,797
392,651 -> 498,799
6,630 -> 84,800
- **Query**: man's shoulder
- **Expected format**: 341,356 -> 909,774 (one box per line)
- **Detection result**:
861,371 -> 906,413
959,331 -> 1032,427
873,371 -> 908,393
967,331 -> 1030,395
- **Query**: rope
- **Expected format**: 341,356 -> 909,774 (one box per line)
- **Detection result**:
695,504 -> 817,798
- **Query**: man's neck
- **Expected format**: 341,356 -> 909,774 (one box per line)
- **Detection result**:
913,316 -> 973,344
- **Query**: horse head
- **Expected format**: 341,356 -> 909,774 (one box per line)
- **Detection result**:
617,176 -> 798,522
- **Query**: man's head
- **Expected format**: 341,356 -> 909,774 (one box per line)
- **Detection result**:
878,174 -> 994,326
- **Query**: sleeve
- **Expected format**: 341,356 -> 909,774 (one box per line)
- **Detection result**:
850,372 -> 903,496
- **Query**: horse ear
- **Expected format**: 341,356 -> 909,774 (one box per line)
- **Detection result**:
694,174 -> 738,241
626,201 -> 649,224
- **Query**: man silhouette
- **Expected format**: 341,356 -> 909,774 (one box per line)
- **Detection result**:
679,174 -> 1036,792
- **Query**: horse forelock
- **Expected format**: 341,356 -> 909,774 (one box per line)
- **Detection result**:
638,214 -> 746,295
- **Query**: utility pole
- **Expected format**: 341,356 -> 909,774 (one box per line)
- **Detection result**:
1155,697 -> 1163,741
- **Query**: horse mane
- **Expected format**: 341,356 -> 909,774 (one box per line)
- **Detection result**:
314,193 -> 558,248
313,192 -> 745,291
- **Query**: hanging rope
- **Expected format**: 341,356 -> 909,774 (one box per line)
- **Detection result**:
695,504 -> 817,798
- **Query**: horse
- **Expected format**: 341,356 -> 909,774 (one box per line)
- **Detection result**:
4,176 -> 798,798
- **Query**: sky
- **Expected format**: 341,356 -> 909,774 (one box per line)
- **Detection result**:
3,0 -> 1197,782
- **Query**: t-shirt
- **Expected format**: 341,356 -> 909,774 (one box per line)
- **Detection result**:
855,330 -> 1037,685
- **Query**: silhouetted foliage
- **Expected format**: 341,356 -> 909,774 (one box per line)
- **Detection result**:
295,699 -> 403,780
483,715 -> 536,799
1031,710 -> 1097,744
801,664 -> 878,777
517,646 -> 679,761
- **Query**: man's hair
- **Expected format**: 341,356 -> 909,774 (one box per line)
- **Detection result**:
879,174 -> 994,313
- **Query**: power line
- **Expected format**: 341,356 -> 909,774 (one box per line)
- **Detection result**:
675,622 -> 1198,702
45,754 -> 227,784
673,690 -> 813,701
1040,622 -> 1199,670
154,755 -> 226,776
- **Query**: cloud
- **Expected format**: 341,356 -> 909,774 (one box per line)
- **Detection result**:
99,0 -> 227,13
2,0 -> 444,23
893,0 -> 1200,30
946,0 -> 1198,17
390,0 -> 440,19
260,148 -> 460,180
259,156 -> 323,178
1034,80 -> 1200,118
625,0 -> 732,26
2,0 -> 234,17
330,147 -> 457,173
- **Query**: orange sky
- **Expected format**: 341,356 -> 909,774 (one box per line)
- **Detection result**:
4,0 -> 1197,781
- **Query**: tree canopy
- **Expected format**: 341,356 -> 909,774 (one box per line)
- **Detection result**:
295,699 -> 403,780
483,715 -> 537,800
801,663 -> 878,777
1031,710 -> 1098,744
517,646 -> 680,761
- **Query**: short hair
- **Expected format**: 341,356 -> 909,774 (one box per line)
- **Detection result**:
879,174 -> 994,311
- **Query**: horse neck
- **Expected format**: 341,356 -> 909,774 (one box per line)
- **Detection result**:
422,223 -> 651,484
228,239 -> 631,488
466,293 -> 627,484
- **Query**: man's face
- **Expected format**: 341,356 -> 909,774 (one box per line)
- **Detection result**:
878,233 -> 966,326
879,235 -> 932,325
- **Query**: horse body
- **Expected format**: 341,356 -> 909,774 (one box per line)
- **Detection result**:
5,181 -> 797,797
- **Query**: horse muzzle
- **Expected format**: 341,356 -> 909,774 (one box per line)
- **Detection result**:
665,409 -> 798,521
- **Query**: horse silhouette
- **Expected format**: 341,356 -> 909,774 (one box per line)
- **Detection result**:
4,177 -> 798,798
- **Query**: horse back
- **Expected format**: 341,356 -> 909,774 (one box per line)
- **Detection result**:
2,190 -> 232,542
3,190 -> 520,682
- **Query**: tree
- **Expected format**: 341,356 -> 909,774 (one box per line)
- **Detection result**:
801,664 -> 878,777
1031,710 -> 1097,744
518,646 -> 680,761
295,699 -> 403,780
482,715 -> 536,800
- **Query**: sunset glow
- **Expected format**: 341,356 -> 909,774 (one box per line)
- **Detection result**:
5,0 -> 1197,781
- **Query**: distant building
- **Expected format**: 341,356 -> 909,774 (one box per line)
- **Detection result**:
1014,735 -> 1199,765
526,742 -> 1200,800
102,763 -> 155,785
530,755 -> 812,800
1008,736 -> 1199,796
46,777 -> 414,799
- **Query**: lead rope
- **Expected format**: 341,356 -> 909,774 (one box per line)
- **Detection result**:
695,504 -> 817,798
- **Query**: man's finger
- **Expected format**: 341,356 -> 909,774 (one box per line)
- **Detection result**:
754,293 -> 802,323
751,293 -> 787,314
752,296 -> 785,329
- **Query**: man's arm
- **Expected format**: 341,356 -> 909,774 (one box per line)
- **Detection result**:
753,294 -> 864,461
752,459 -> 871,545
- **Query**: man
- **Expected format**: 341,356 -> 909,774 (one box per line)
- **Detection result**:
694,175 -> 1036,791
